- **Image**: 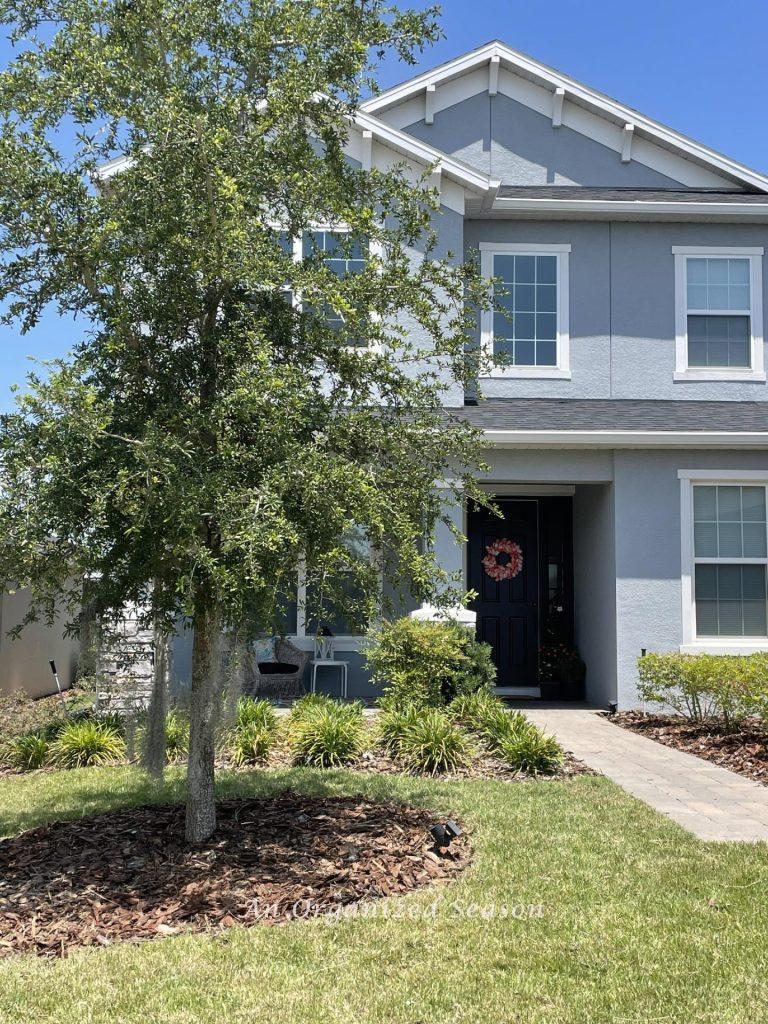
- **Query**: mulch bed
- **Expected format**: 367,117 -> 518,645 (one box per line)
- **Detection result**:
611,711 -> 768,785
0,792 -> 470,959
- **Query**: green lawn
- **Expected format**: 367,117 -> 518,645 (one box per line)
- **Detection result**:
1,766 -> 767,1024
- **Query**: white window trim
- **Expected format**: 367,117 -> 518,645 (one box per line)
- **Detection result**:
289,546 -> 383,653
672,246 -> 765,383
279,224 -> 382,353
678,469 -> 768,654
479,242 -> 571,380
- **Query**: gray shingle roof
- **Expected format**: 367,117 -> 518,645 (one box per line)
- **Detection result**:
456,399 -> 768,432
496,186 -> 768,204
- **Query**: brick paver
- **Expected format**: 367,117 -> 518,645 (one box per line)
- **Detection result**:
523,706 -> 768,842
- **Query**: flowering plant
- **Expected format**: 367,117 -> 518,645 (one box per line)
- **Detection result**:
481,539 -> 523,582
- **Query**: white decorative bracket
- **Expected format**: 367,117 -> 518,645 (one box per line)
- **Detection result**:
621,123 -> 634,163
552,87 -> 565,128
425,83 -> 436,125
428,164 -> 442,199
488,55 -> 500,97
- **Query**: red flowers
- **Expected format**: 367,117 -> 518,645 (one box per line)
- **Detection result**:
482,538 -> 523,582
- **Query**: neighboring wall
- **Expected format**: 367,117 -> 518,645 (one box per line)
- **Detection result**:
0,589 -> 79,698
464,219 -> 768,402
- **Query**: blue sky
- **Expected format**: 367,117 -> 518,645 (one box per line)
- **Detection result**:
2,0 -> 768,408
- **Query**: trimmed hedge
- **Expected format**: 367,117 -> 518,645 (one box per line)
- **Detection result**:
637,651 -> 768,731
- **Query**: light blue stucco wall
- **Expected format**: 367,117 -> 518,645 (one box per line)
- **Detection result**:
404,93 -> 685,187
464,219 -> 768,402
613,449 -> 768,707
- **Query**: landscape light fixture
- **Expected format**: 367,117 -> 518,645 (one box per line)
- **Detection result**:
429,820 -> 462,847
608,701 -> 618,717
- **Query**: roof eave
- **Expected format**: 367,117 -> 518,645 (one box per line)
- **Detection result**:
483,429 -> 768,449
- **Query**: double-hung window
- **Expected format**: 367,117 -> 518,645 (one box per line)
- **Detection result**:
673,247 -> 765,381
680,472 -> 768,651
302,229 -> 369,346
480,243 -> 570,379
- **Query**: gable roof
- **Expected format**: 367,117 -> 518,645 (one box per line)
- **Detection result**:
362,40 -> 768,194
97,108 -> 500,205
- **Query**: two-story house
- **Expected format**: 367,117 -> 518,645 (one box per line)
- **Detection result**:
13,41 -> 768,708
249,39 -> 768,710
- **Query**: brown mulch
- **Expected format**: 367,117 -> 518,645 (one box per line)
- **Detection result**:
611,711 -> 768,785
0,792 -> 470,959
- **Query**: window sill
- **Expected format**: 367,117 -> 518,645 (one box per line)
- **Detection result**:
680,641 -> 768,655
482,368 -> 572,381
288,635 -> 363,653
673,369 -> 766,383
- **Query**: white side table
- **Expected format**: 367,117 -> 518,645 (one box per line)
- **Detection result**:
310,659 -> 348,698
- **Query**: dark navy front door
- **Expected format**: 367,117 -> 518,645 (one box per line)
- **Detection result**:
468,499 -> 539,687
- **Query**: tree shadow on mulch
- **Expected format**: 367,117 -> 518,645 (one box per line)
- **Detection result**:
0,791 -> 470,958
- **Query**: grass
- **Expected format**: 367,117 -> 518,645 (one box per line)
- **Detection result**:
1,767 -> 768,1023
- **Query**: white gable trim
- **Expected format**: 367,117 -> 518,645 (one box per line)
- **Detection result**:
98,109 -> 499,215
363,40 -> 768,193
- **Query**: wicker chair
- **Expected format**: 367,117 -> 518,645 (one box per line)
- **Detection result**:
244,638 -> 309,698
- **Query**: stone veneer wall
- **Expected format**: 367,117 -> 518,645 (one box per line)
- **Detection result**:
95,606 -> 158,717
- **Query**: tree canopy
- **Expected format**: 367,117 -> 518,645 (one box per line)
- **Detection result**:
0,0 -> 491,839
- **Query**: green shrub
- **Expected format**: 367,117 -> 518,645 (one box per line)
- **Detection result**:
396,709 -> 473,775
289,701 -> 365,767
377,704 -> 422,754
165,711 -> 189,760
637,652 -> 768,730
5,731 -> 50,771
364,617 -> 496,710
50,720 -> 126,768
447,690 -> 505,730
497,725 -> 564,775
236,697 -> 278,733
230,722 -> 275,766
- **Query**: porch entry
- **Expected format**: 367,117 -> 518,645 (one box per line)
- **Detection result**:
467,496 -> 574,696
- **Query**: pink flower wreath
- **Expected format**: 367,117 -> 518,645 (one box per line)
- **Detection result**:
482,538 -> 523,582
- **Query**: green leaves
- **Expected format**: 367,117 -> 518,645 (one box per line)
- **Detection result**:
0,0 -> 491,648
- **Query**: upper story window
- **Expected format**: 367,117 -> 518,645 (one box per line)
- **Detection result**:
303,230 -> 368,344
673,246 -> 765,382
480,243 -> 570,380
680,471 -> 768,654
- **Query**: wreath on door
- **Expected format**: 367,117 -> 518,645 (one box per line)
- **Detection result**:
482,538 -> 523,582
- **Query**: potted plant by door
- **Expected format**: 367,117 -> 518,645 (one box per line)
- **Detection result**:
538,642 -> 586,701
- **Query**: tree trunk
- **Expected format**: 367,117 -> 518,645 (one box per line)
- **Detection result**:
185,582 -> 221,843
143,621 -> 169,779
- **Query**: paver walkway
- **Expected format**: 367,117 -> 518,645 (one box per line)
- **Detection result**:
523,706 -> 768,842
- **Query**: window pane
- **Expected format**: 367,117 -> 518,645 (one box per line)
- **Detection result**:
742,487 -> 766,522
718,486 -> 741,521
536,256 -> 557,284
687,257 -> 751,312
687,315 -> 751,368
694,522 -> 717,557
493,252 -> 559,365
743,523 -> 767,558
695,564 -> 768,638
694,486 -> 717,521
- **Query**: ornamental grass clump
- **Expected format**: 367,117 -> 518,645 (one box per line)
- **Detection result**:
288,692 -> 338,722
50,720 -> 126,768
497,725 -> 565,775
447,690 -> 506,730
476,705 -> 529,754
230,721 -> 276,766
396,709 -> 473,775
236,697 -> 278,733
377,703 -> 422,755
289,701 -> 366,768
5,731 -> 50,771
